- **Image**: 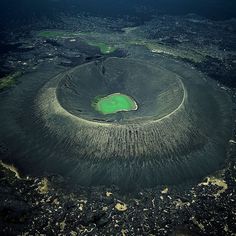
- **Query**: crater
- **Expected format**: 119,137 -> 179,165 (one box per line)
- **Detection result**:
56,58 -> 185,123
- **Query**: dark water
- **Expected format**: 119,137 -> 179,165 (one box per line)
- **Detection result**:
0,0 -> 236,27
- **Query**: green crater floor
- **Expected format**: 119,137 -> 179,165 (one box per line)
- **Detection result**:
93,93 -> 138,115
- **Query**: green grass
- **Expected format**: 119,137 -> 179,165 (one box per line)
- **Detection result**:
76,31 -> 117,54
87,41 -> 116,54
37,30 -> 117,54
93,93 -> 138,115
0,72 -> 22,91
37,30 -> 80,39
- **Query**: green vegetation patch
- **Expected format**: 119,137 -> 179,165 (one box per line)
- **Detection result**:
92,93 -> 138,115
87,41 -> 116,54
38,30 -> 117,54
0,72 -> 22,91
37,30 -> 80,39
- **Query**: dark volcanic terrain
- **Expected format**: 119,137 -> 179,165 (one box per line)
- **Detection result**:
0,14 -> 236,235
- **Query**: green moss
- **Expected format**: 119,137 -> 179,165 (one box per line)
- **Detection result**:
37,30 -> 79,39
92,93 -> 138,115
0,72 -> 22,91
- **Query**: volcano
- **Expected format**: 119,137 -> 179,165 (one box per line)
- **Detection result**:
0,57 -> 232,189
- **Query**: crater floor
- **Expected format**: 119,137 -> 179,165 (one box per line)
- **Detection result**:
93,93 -> 138,115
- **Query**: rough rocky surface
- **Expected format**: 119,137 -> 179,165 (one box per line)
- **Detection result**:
0,147 -> 235,235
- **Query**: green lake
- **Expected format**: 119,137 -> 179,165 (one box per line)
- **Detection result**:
93,93 -> 138,115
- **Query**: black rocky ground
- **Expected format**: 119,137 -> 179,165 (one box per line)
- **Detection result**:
0,14 -> 236,87
0,14 -> 236,235
139,14 -> 236,88
0,147 -> 235,235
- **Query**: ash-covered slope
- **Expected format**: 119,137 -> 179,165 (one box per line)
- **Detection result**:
0,57 -> 233,189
